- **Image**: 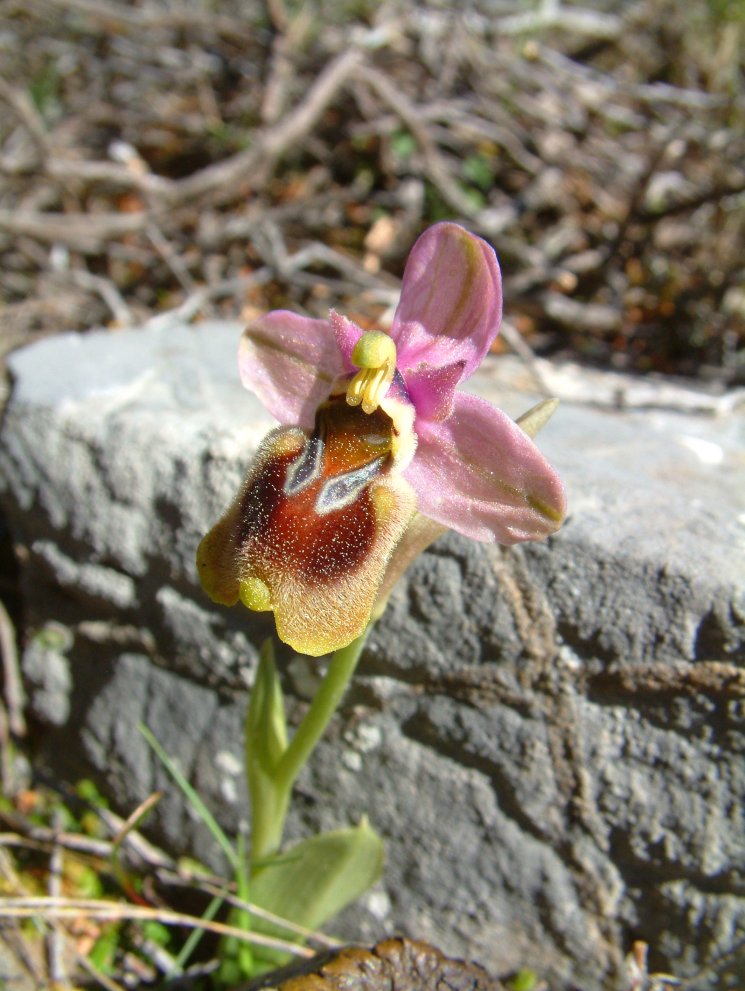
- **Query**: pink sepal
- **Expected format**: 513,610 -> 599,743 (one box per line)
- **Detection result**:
392,223 -> 502,383
404,393 -> 566,544
239,311 -> 344,428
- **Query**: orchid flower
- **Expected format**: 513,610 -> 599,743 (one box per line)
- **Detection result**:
198,222 -> 565,656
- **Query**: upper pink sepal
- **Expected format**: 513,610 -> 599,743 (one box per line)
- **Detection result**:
392,222 -> 502,383
239,311 -> 345,429
404,392 -> 566,544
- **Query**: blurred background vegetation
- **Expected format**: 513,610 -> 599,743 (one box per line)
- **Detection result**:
1,0 -> 744,396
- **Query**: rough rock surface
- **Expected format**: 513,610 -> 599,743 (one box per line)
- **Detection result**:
1,321 -> 744,991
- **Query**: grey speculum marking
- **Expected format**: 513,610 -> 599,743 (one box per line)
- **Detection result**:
315,457 -> 386,515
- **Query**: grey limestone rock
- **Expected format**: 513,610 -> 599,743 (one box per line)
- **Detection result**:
1,321 -> 743,990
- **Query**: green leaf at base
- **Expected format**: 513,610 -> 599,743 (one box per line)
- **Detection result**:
249,818 -> 384,971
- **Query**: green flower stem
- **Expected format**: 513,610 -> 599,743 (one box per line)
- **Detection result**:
248,763 -> 291,870
276,627 -> 370,792
250,627 -> 370,867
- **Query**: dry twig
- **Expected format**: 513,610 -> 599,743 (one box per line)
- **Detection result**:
0,599 -> 25,739
1,897 -> 317,957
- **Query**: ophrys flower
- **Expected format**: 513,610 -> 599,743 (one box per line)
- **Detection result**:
198,223 -> 565,655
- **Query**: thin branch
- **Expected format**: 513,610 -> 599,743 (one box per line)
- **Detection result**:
146,223 -> 199,295
0,851 -> 47,986
2,807 -> 336,955
355,64 -> 480,218
1,897 -> 316,957
261,2 -> 316,124
180,878 -> 340,948
259,47 -> 362,170
63,267 -> 135,326
141,268 -> 273,331
47,813 -> 66,986
0,600 -> 25,738
165,47 -> 365,207
0,830 -> 113,858
111,791 -> 163,853
251,221 -> 390,290
0,209 -> 148,252
0,76 -> 50,158
1,841 -> 128,991
495,0 -> 621,39
499,320 -> 553,396
36,0 -> 250,38
49,158 -> 174,194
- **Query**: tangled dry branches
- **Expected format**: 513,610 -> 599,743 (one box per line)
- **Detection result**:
1,0 -> 743,390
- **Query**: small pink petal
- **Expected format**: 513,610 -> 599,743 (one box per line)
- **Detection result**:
391,223 -> 502,381
239,311 -> 344,429
405,360 -> 465,422
404,393 -> 566,544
